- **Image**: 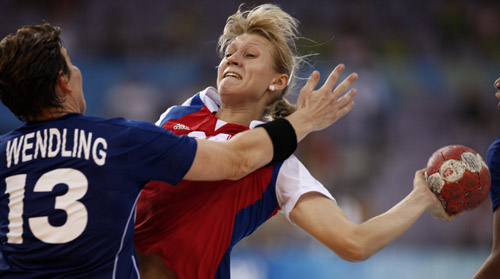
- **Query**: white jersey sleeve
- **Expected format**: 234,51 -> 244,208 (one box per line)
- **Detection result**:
277,155 -> 336,223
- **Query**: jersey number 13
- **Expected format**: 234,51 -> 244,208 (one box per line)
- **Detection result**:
4,168 -> 88,244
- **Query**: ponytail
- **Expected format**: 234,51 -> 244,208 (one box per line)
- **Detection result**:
264,96 -> 296,120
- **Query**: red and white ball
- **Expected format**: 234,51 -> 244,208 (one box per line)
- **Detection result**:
425,145 -> 491,215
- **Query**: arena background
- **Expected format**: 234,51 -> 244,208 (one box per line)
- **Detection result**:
1,0 -> 499,278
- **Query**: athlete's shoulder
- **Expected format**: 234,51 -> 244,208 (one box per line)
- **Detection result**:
0,128 -> 21,142
52,113 -> 125,126
488,137 -> 500,153
156,87 -> 221,127
487,137 -> 500,165
68,113 -> 161,133
179,86 -> 220,112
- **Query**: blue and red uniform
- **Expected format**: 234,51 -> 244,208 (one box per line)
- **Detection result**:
134,87 -> 334,279
0,113 -> 196,278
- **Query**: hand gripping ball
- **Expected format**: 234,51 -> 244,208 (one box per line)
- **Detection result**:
425,145 -> 491,215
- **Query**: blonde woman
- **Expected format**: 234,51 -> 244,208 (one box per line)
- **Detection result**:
134,4 -> 449,279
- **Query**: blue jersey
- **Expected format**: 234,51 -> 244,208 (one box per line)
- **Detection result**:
487,137 -> 500,211
0,113 -> 197,278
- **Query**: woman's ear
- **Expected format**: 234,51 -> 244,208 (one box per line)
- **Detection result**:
56,70 -> 72,95
271,74 -> 289,91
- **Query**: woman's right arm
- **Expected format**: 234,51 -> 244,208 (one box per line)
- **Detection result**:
183,64 -> 358,181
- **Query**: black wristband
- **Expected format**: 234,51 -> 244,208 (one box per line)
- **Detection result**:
257,118 -> 297,163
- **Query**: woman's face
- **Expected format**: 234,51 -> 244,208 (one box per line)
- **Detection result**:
217,33 -> 278,104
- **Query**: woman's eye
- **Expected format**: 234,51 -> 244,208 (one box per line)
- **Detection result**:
225,53 -> 232,58
246,53 -> 255,58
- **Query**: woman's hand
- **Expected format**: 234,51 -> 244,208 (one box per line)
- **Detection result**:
413,169 -> 455,221
287,64 -> 358,141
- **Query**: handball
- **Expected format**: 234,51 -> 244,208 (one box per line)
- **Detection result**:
424,145 -> 490,215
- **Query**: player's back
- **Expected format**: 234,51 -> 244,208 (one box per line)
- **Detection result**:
0,113 -> 196,279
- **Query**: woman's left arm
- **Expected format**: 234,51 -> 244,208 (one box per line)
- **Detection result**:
289,170 -> 450,262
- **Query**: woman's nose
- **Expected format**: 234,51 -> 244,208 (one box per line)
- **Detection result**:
226,54 -> 240,66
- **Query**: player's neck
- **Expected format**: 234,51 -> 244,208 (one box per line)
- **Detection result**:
216,106 -> 264,126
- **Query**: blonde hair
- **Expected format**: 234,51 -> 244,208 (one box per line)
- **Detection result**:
217,4 -> 303,120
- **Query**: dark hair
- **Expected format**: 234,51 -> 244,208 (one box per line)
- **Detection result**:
0,23 -> 69,121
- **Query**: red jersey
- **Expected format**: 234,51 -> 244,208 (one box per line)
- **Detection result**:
134,87 -> 334,278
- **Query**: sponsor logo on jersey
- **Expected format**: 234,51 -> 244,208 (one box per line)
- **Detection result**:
173,124 -> 191,131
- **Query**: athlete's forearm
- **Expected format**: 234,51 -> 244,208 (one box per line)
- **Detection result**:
183,127 -> 274,181
473,209 -> 500,279
342,171 -> 449,261
350,188 -> 429,259
473,253 -> 500,279
284,109 -> 314,142
290,189 -> 433,262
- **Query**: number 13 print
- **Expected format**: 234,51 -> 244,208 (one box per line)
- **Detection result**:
4,168 -> 88,244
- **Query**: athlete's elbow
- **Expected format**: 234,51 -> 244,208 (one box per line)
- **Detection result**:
333,239 -> 371,262
227,151 -> 254,180
339,249 -> 369,263
232,161 -> 254,180
344,253 -> 370,263
341,250 -> 370,263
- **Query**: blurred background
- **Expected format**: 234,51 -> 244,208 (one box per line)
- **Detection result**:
1,0 -> 499,278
